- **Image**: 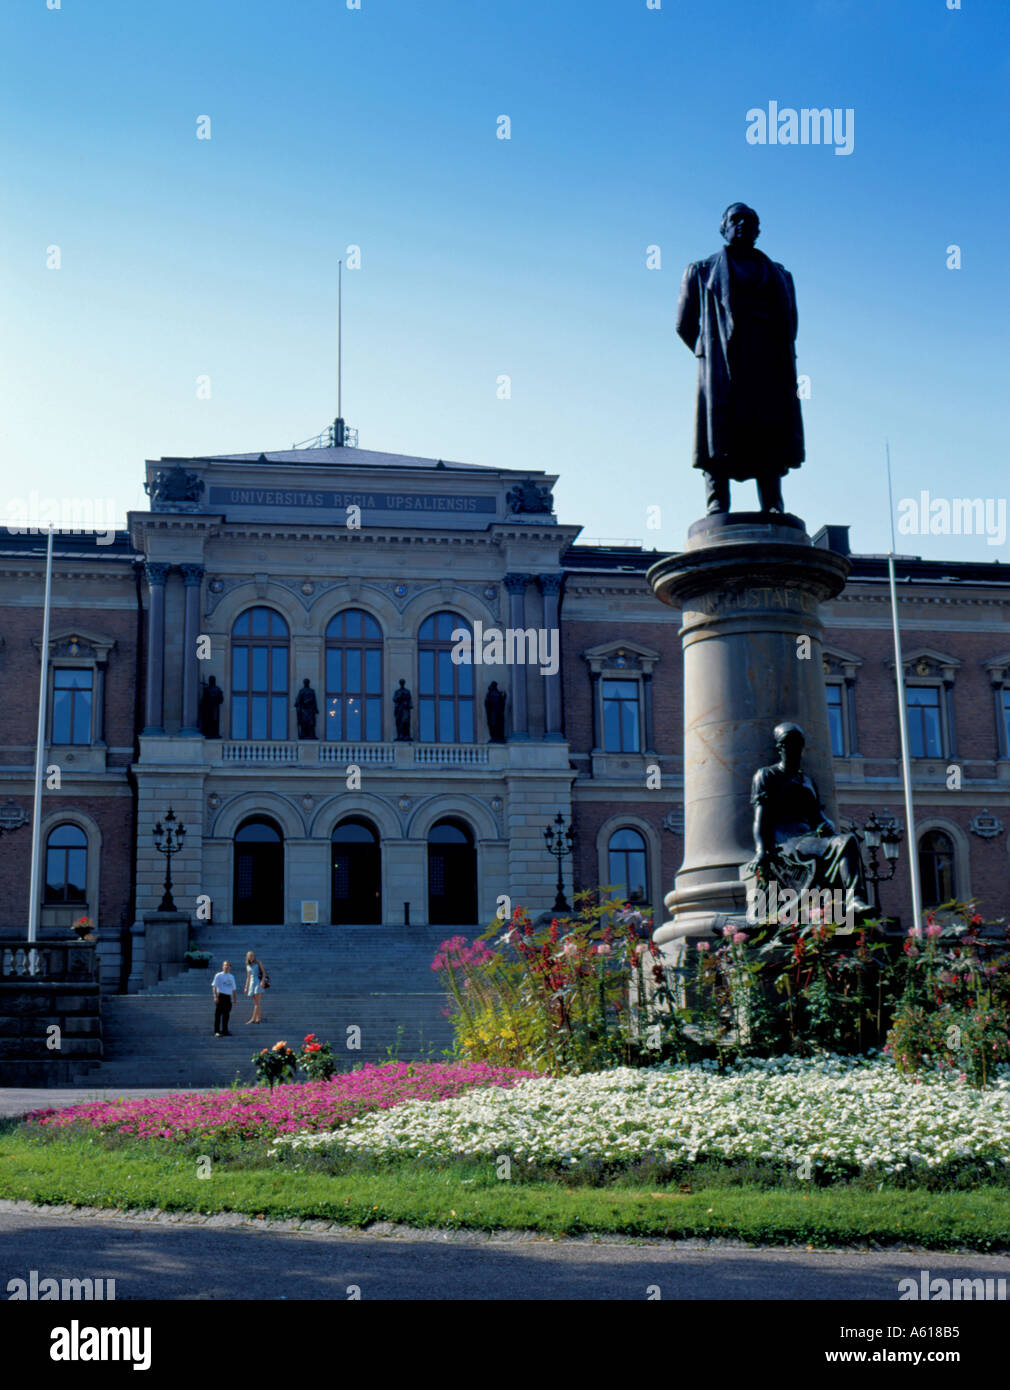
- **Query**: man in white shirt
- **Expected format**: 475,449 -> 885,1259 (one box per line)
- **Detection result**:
212,961 -> 237,1037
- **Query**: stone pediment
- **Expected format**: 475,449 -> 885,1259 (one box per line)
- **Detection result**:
32,627 -> 117,662
887,647 -> 961,681
582,639 -> 660,675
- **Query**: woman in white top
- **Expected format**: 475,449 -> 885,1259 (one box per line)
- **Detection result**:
244,950 -> 265,1024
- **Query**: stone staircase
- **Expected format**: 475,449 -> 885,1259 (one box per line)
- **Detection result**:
95,925 -> 474,1088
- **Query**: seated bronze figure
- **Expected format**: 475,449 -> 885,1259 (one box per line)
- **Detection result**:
748,721 -> 871,917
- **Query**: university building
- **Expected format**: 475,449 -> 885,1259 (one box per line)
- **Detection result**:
2,440 -> 1010,996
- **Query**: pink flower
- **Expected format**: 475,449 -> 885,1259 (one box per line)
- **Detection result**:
908,926 -> 922,939
696,941 -> 709,952
722,924 -> 735,938
595,943 -> 611,956
732,932 -> 747,944
925,924 -> 943,938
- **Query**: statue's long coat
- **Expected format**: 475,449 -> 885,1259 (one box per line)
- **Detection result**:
676,248 -> 804,480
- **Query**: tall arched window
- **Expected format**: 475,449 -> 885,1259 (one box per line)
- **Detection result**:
231,608 -> 289,740
608,827 -> 648,904
419,611 -> 474,743
919,829 -> 956,906
44,824 -> 88,903
325,610 -> 383,741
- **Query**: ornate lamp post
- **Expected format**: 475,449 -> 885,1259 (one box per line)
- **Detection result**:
543,812 -> 574,914
152,808 -> 186,913
860,811 -> 903,916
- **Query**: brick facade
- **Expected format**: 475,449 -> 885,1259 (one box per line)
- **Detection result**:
2,461 -> 1009,997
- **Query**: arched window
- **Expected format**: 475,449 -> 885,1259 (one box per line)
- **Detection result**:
325,610 -> 383,741
919,829 -> 956,906
608,827 -> 648,904
231,608 -> 289,740
233,817 -> 284,924
44,824 -> 88,903
331,818 -> 382,924
419,612 -> 474,743
428,818 -> 477,924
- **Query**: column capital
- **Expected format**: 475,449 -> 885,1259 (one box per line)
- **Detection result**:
503,572 -> 529,595
537,573 -> 564,596
144,561 -> 170,587
181,563 -> 205,587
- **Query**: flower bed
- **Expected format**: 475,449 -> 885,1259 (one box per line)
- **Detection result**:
270,1056 -> 1010,1177
25,1062 -> 534,1142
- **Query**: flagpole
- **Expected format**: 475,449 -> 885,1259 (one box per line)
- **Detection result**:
27,523 -> 55,944
885,443 -> 922,931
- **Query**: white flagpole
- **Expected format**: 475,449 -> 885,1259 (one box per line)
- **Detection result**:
885,444 -> 922,931
27,524 -> 55,944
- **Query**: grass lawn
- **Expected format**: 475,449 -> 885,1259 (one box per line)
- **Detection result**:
3,1125 -> 1010,1250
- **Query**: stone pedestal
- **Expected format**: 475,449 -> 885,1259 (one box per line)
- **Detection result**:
128,910 -> 191,993
648,513 -> 849,951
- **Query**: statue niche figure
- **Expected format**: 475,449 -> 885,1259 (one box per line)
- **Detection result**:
485,681 -> 506,743
749,722 -> 871,918
676,203 -> 804,516
197,675 -> 223,739
295,679 -> 318,739
393,679 -> 413,741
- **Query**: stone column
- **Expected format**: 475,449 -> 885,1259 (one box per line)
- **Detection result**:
845,676 -> 859,756
180,564 -> 204,734
648,515 -> 849,951
504,573 -> 529,740
538,573 -> 564,740
142,562 -> 170,734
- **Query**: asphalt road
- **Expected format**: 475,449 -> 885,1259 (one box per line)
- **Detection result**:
3,1202 -> 1010,1300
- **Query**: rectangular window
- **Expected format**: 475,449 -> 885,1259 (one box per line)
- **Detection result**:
1003,689 -> 1010,758
826,683 -> 845,756
602,680 -> 640,752
906,686 -> 943,758
52,668 -> 93,744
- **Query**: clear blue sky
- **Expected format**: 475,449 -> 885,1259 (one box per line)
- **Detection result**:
1,0 -> 1007,560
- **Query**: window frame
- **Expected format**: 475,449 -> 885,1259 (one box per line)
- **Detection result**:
418,611 -> 475,744
324,609 -> 384,742
230,607 -> 291,741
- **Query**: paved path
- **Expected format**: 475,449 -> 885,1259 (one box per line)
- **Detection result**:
0,1088 -> 208,1119
3,1202 -> 1009,1300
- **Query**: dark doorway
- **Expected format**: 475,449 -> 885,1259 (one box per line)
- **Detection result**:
332,819 -> 382,924
233,818 -> 284,925
427,819 -> 477,925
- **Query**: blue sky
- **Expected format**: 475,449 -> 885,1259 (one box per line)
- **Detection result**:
1,0 -> 1007,559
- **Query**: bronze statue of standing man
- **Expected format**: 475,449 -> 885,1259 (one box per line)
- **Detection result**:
677,204 -> 804,515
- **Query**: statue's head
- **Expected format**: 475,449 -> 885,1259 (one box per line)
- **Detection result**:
208,675 -> 217,686
720,202 -> 760,248
773,721 -> 805,756
303,678 -> 310,687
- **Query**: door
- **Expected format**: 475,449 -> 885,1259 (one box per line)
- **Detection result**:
331,819 -> 382,924
427,819 -> 477,925
233,819 -> 284,925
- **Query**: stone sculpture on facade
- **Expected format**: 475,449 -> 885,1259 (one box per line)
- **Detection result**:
295,679 -> 319,739
393,679 -> 413,741
144,464 -> 206,512
676,202 -> 804,515
485,681 -> 507,742
748,722 -> 871,915
197,675 -> 223,738
506,479 -> 553,515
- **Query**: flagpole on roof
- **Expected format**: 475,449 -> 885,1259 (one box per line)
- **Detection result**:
27,523 -> 55,945
885,442 -> 923,931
